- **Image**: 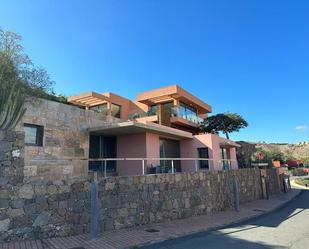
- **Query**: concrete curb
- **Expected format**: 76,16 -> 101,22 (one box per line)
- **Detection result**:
137,189 -> 303,248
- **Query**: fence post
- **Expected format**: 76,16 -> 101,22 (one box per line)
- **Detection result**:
195,159 -> 198,172
232,175 -> 239,212
104,160 -> 107,178
90,172 -> 98,240
142,159 -> 145,175
171,160 -> 174,173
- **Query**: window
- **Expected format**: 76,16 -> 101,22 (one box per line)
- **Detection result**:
24,124 -> 44,146
89,135 -> 117,174
159,138 -> 181,172
111,103 -> 121,118
148,105 -> 158,115
198,147 -> 209,169
221,147 -> 230,170
89,103 -> 108,115
179,102 -> 198,122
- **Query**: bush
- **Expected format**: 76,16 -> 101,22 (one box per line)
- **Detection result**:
291,168 -> 308,176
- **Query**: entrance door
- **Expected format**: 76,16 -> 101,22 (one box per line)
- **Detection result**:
160,138 -> 181,172
89,135 -> 117,175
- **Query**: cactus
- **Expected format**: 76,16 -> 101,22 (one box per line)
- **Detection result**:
0,82 -> 26,130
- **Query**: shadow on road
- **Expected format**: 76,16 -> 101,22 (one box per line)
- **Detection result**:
245,189 -> 309,228
142,229 -> 287,249
142,190 -> 308,249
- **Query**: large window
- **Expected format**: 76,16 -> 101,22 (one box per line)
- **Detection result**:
24,124 -> 44,146
89,135 -> 117,174
111,103 -> 121,118
160,138 -> 181,172
198,147 -> 209,169
89,103 -> 108,115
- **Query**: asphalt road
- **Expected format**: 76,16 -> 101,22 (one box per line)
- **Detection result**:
142,190 -> 309,249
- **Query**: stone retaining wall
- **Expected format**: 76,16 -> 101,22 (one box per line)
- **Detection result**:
0,129 -> 281,242
0,166 -> 279,242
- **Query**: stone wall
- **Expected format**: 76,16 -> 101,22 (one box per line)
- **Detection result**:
0,167 -> 280,242
0,130 -> 24,185
15,98 -> 120,180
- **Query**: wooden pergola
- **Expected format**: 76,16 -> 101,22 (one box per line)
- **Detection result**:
67,92 -> 112,111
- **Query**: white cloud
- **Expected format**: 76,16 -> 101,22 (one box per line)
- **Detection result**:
295,125 -> 308,131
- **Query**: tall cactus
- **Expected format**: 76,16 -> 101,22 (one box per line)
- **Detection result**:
0,83 -> 26,130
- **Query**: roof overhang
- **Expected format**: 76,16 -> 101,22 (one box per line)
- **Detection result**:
88,121 -> 193,140
68,92 -> 111,107
136,85 -> 212,113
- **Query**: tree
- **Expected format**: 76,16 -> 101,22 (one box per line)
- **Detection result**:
0,27 -> 67,130
0,52 -> 26,130
203,112 -> 248,139
0,27 -> 55,98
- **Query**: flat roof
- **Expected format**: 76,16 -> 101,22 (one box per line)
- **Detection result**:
136,85 -> 212,113
87,121 -> 193,140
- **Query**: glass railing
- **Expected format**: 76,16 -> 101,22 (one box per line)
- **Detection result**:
128,110 -> 158,120
170,107 -> 204,125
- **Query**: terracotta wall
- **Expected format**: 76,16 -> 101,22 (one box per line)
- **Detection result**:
180,134 -> 215,172
145,133 -> 160,167
117,133 -> 147,176
117,132 -> 163,175
180,134 -> 238,172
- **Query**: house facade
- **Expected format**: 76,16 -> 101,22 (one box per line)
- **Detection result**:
17,85 -> 239,179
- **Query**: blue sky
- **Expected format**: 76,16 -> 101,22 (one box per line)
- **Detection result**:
1,0 -> 308,143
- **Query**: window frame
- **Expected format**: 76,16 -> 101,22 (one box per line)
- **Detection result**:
111,103 -> 121,118
24,123 -> 44,146
197,147 -> 209,169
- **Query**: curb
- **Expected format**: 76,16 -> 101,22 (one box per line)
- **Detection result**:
137,189 -> 303,249
291,179 -> 309,190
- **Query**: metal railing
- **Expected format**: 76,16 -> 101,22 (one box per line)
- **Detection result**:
26,157 -> 236,178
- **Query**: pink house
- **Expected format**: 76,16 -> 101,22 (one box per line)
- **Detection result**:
67,85 -> 240,176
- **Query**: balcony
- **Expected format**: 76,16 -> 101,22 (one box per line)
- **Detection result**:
129,111 -> 158,123
170,107 -> 204,128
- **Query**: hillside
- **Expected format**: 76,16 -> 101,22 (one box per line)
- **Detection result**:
236,142 -> 309,168
257,143 -> 309,161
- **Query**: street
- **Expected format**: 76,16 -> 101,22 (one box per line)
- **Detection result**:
142,190 -> 309,249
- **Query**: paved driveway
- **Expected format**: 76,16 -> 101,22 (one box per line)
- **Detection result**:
142,190 -> 309,249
